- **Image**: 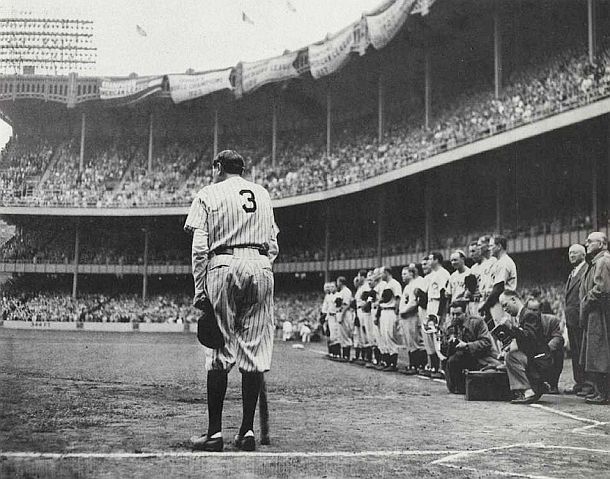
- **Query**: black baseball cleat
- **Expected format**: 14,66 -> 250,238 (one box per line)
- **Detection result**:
190,434 -> 224,452
234,432 -> 256,451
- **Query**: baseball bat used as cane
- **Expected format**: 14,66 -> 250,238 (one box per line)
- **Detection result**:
259,374 -> 270,445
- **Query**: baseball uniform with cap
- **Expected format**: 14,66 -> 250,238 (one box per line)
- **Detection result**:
354,280 -> 372,358
399,278 -> 426,364
337,284 -> 354,359
378,277 -> 403,369
489,253 -> 517,322
185,149 -> 278,452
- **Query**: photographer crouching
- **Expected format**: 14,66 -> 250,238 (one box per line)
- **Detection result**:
441,300 -> 501,394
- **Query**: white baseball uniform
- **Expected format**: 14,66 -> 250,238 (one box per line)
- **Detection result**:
185,175 -> 279,373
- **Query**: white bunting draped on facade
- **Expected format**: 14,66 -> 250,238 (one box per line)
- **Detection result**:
365,0 -> 416,51
168,68 -> 233,103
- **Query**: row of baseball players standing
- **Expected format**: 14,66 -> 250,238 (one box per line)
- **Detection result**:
320,234 -> 515,379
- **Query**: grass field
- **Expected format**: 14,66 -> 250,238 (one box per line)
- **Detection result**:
1,328 -> 609,478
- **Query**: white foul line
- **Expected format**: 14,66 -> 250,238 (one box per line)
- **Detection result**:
528,403 -> 602,425
431,443 -> 610,479
0,449 -> 462,460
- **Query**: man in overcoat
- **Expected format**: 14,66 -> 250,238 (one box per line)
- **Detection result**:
579,232 -> 610,405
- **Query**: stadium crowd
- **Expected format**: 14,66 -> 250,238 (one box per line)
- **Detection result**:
2,231 -> 608,404
1,292 -> 199,324
0,42 -> 609,207
315,232 -> 610,405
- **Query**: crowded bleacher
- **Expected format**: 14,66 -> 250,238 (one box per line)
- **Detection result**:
0,40 -> 608,207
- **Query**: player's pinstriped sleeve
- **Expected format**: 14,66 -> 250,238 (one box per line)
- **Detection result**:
184,192 -> 210,303
184,193 -> 209,233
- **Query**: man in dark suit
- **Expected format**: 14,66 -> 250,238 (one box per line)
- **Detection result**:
579,232 -> 610,405
441,300 -> 501,394
500,290 -> 552,404
564,244 -> 588,395
526,298 -> 565,394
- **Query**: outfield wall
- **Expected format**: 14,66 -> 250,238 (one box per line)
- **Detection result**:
0,320 -> 195,333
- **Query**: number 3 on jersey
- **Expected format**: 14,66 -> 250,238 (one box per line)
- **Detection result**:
239,189 -> 257,213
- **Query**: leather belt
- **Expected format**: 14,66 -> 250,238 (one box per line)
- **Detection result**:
209,243 -> 268,259
380,306 -> 396,310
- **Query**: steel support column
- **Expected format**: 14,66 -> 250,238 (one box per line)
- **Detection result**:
72,220 -> 80,299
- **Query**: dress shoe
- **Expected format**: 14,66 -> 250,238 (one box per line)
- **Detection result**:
585,394 -> 609,405
430,371 -> 445,380
418,369 -> 432,377
365,362 -> 377,369
511,390 -> 525,403
190,434 -> 224,452
382,365 -> 398,372
511,389 -> 541,405
401,367 -> 418,376
576,387 -> 594,397
547,386 -> 560,395
234,432 -> 256,451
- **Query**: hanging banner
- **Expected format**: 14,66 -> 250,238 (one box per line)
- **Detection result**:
168,68 -> 233,103
365,0 -> 416,50
308,23 -> 356,80
99,76 -> 164,105
241,52 -> 299,95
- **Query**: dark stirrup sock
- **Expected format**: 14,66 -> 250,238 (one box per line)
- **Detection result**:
207,370 -> 228,436
239,371 -> 264,437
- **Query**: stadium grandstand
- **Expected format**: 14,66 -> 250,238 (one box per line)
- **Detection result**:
0,0 -> 609,321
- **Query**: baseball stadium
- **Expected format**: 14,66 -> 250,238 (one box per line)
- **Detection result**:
1,0 -> 610,477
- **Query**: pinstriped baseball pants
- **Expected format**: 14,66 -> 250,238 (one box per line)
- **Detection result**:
204,250 -> 274,373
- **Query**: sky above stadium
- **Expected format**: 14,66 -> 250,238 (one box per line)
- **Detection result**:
0,0 -> 381,146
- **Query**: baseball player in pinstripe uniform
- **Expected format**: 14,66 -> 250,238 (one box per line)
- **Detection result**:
320,282 -> 333,356
353,270 -> 370,364
399,263 -> 427,374
185,150 -> 279,453
365,269 -> 383,368
361,270 -> 377,365
326,281 -> 342,359
378,267 -> 403,372
476,235 -> 498,328
336,276 -> 354,361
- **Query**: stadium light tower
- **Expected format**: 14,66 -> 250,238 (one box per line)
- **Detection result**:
0,9 -> 97,76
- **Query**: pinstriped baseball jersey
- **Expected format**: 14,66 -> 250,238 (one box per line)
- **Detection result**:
184,176 -> 279,258
185,176 -> 279,304
184,175 -> 279,373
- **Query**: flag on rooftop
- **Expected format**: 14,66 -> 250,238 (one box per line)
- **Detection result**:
241,11 -> 255,25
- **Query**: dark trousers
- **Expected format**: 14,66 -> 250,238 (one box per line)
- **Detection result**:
526,354 -> 553,395
566,323 -> 585,386
446,350 -> 479,394
549,349 -> 564,388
